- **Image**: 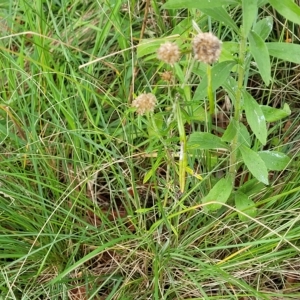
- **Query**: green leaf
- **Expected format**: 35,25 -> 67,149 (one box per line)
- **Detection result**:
261,104 -> 291,122
238,178 -> 266,196
187,132 -> 229,150
163,0 -> 237,9
143,156 -> 163,184
189,105 -> 206,122
220,42 -> 239,62
249,31 -> 271,86
253,16 -> 273,40
137,37 -> 179,58
147,113 -> 164,137
222,119 -> 238,142
266,43 -> 300,64
258,151 -> 290,171
238,123 -> 251,148
202,177 -> 232,211
242,0 -> 258,36
240,145 -> 269,185
243,91 -> 267,145
193,61 -> 236,100
258,0 -> 269,6
201,7 -> 239,33
235,191 -> 257,221
50,235 -> 135,284
269,0 -> 300,25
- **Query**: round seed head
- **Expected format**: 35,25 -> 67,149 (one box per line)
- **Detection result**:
132,93 -> 157,115
192,32 -> 222,64
157,42 -> 180,65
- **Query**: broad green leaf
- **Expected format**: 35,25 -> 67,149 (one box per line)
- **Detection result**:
249,31 -> 271,86
222,76 -> 239,103
202,176 -> 232,211
137,36 -> 179,58
189,105 -> 206,122
253,16 -> 273,40
266,43 -> 300,64
258,151 -> 290,171
171,18 -> 192,38
201,7 -> 239,33
163,0 -> 237,9
137,39 -> 162,58
187,132 -> 229,150
261,104 -> 291,122
238,123 -> 251,148
243,91 -> 267,145
269,0 -> 300,25
238,178 -> 266,196
220,42 -> 239,62
222,119 -> 238,142
258,0 -> 269,6
235,191 -> 257,221
242,0 -> 258,36
240,145 -> 269,185
147,113 -> 164,137
193,61 -> 236,100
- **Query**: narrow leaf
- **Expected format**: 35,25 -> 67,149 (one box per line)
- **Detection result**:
253,16 -> 273,40
235,191 -> 257,221
193,61 -> 236,100
266,43 -> 300,64
249,31 -> 271,86
242,0 -> 258,36
243,91 -> 267,145
187,132 -> 229,150
143,156 -> 163,184
201,7 -> 239,33
202,177 -> 232,211
261,104 -> 291,122
269,0 -> 300,25
258,151 -> 290,171
163,0 -> 237,9
240,145 -> 269,185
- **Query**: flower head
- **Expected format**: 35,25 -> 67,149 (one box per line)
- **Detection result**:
157,42 -> 180,65
160,70 -> 173,83
192,32 -> 222,64
132,93 -> 157,115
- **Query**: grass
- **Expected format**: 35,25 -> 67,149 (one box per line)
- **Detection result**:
0,0 -> 300,299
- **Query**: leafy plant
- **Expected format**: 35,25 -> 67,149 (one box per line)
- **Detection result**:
136,0 -> 297,220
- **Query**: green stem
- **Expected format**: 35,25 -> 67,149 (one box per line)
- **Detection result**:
176,99 -> 187,193
206,64 -> 213,176
207,63 -> 214,117
229,32 -> 247,186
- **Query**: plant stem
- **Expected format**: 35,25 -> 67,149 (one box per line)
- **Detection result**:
206,64 -> 214,177
207,63 -> 214,118
229,32 -> 247,186
176,98 -> 187,193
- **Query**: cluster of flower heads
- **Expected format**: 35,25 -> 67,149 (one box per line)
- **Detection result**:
156,31 -> 222,66
132,32 -> 222,115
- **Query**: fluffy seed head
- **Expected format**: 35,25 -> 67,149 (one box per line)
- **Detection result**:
192,32 -> 222,64
157,42 -> 180,65
132,93 -> 157,115
160,70 -> 173,83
